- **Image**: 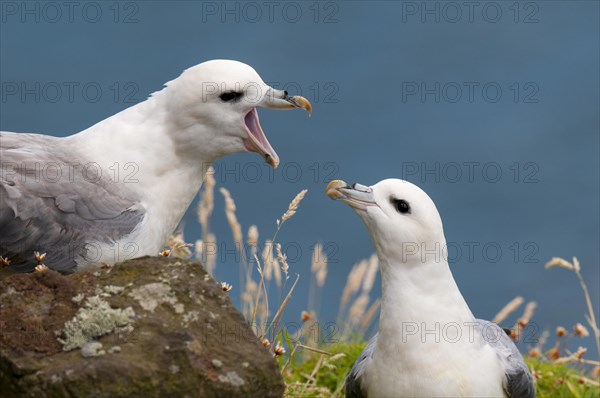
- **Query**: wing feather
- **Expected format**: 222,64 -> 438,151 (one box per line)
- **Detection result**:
345,333 -> 377,398
477,319 -> 536,398
1,132 -> 145,273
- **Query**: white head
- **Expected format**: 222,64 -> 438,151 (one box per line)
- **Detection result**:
327,178 -> 446,265
159,59 -> 312,167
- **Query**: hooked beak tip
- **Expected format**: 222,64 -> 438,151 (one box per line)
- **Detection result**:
287,95 -> 313,116
326,180 -> 348,200
266,154 -> 279,168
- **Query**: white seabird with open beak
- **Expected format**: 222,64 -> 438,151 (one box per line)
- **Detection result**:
0,60 -> 312,273
327,179 -> 535,398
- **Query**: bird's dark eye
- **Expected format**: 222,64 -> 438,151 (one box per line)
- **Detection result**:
219,91 -> 243,102
391,198 -> 410,214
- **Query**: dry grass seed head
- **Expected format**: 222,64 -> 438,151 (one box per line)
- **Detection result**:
247,225 -> 259,255
340,259 -> 370,308
311,243 -> 328,288
197,166 -> 216,231
220,187 -> 243,247
361,254 -> 379,294
544,257 -> 575,271
349,293 -> 370,327
281,189 -> 308,224
492,296 -> 524,325
276,243 -> 289,278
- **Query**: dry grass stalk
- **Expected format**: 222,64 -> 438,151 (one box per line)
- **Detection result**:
361,254 -> 379,294
340,258 -> 370,310
511,301 -> 537,340
281,343 -> 300,374
492,296 -> 524,324
219,187 -> 243,247
359,298 -> 381,332
307,244 -> 328,315
242,278 -> 258,312
195,234 -> 218,275
276,243 -> 289,280
262,240 -> 274,282
220,187 -> 249,307
532,330 -> 550,356
165,232 -> 193,259
284,347 -> 346,398
245,225 -> 260,312
268,274 -> 300,343
251,254 -> 269,328
295,344 -> 335,356
545,256 -> 600,359
197,166 -> 216,238
312,243 -> 328,288
280,189 -> 308,225
293,349 -> 346,397
303,315 -> 320,347
204,233 -> 217,274
556,346 -> 588,363
262,240 -> 281,286
302,354 -> 326,393
349,293 -> 370,328
247,225 -> 259,257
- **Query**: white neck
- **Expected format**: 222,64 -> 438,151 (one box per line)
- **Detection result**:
373,239 -> 477,366
378,255 -> 475,333
66,90 -> 215,253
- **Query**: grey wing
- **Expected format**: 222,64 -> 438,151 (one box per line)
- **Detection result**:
477,319 -> 536,398
1,132 -> 145,273
345,333 -> 377,398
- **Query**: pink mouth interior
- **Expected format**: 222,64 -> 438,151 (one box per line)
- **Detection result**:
244,108 -> 271,150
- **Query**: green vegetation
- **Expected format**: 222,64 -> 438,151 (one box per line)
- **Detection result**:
526,358 -> 600,398
282,342 -> 600,397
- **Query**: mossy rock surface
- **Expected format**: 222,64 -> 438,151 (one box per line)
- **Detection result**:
0,257 -> 284,398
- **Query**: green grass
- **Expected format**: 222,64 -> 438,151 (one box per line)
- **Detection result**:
525,358 -> 600,398
283,342 -> 600,397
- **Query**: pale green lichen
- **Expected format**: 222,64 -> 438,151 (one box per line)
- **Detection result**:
58,296 -> 135,351
80,341 -> 105,358
218,371 -> 245,387
182,311 -> 199,327
71,293 -> 85,304
129,282 -> 184,314
103,285 -> 125,295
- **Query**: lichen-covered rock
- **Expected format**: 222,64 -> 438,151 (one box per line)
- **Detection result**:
0,257 -> 284,397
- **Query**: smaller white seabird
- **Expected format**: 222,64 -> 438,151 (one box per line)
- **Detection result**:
327,179 -> 535,398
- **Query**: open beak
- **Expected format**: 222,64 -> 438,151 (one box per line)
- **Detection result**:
326,180 -> 378,211
243,88 -> 313,169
